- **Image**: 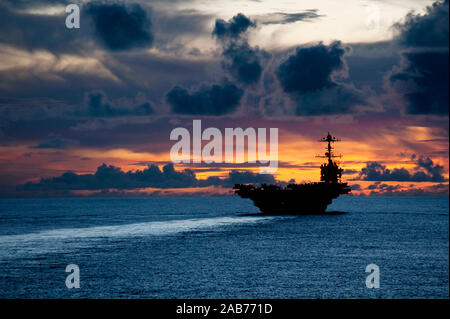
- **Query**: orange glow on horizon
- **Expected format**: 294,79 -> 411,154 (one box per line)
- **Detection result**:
1,120 -> 448,196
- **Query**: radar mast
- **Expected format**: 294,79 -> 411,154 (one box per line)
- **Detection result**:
317,133 -> 343,184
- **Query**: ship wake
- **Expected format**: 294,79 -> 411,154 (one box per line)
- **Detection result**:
0,216 -> 276,260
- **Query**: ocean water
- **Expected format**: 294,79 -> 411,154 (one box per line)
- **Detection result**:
0,196 -> 448,299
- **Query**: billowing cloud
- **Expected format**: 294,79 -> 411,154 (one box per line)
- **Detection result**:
393,0 -> 449,48
212,13 -> 255,40
357,155 -> 446,182
389,0 -> 449,115
276,42 -> 346,93
222,42 -> 265,85
276,41 -> 370,115
85,2 -> 154,51
166,83 -> 243,115
415,154 -> 447,180
17,163 -> 276,192
163,13 -> 256,115
213,13 -> 266,85
390,50 -> 449,115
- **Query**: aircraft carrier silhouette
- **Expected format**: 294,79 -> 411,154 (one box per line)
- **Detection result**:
234,133 -> 351,214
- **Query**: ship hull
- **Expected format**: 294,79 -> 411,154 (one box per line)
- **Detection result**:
234,182 -> 350,215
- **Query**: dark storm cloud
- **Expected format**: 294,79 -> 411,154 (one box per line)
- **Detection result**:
393,0 -> 449,48
29,138 -> 79,149
85,2 -> 154,51
166,83 -> 244,115
222,42 -> 265,84
212,13 -> 266,85
390,51 -> 449,115
276,41 -> 346,94
78,91 -> 154,117
415,155 -> 447,180
357,155 -> 446,182
275,41 -> 370,115
212,13 -> 256,40
17,163 -> 276,191
389,0 -> 449,115
260,10 -> 323,25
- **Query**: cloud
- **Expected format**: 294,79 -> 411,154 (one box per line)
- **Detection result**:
389,51 -> 449,115
0,1 -> 209,56
221,42 -> 265,84
151,9 -> 214,51
367,183 -> 378,190
213,13 -> 266,85
368,183 -> 449,196
277,41 -> 346,94
17,163 -> 276,192
1,0 -> 72,9
293,84 -> 368,116
357,155 -> 446,182
202,170 -> 276,187
275,41 -> 371,115
393,0 -> 449,48
0,44 -> 215,110
388,0 -> 449,115
342,169 -> 358,175
77,91 -> 154,117
415,154 -> 447,181
0,1 -> 91,54
212,13 -> 256,40
85,2 -> 154,51
166,83 -> 243,115
29,138 -> 79,149
259,10 -> 323,25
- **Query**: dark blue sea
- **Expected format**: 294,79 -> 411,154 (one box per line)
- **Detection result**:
0,196 -> 448,298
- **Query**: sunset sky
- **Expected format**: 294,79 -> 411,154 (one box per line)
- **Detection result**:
0,0 -> 448,197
